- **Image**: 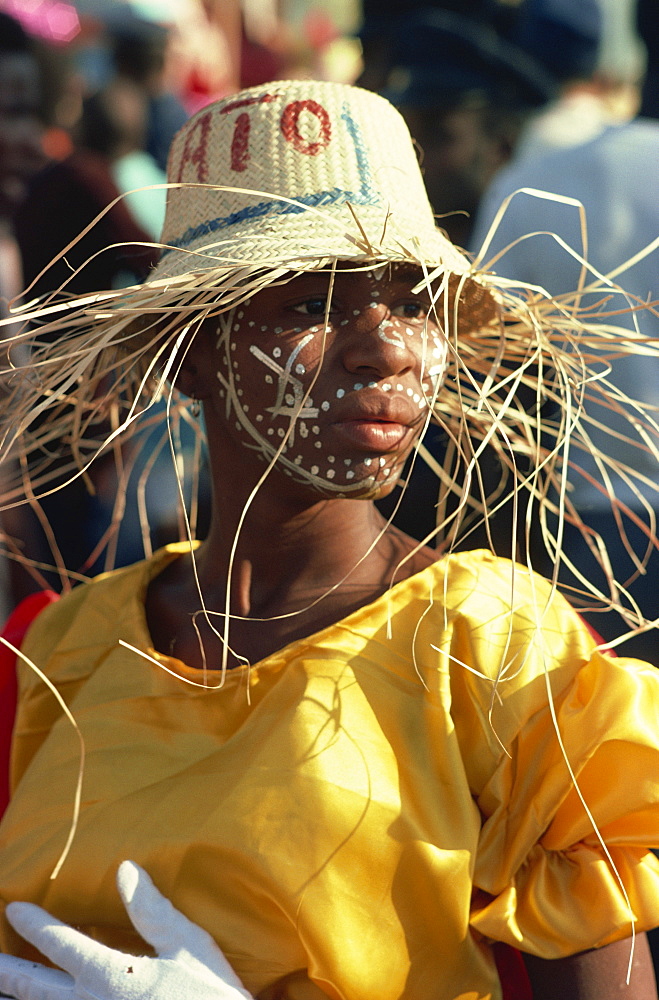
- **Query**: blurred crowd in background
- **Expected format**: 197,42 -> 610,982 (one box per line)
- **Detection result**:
1,0 -> 658,666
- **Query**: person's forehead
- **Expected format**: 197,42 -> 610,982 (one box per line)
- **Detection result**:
287,262 -> 429,289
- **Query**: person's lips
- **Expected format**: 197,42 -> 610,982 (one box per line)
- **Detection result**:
331,394 -> 421,451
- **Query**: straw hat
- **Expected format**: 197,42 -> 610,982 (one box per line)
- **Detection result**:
150,78 -> 476,281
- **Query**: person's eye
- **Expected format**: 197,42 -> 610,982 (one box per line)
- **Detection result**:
292,297 -> 331,317
391,301 -> 428,320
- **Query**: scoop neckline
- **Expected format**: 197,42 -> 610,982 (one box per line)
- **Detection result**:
135,542 -> 448,682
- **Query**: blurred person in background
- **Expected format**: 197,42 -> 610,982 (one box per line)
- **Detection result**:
1,0 -> 288,608
508,0 -> 644,161
637,0 -> 659,118
0,11 -> 48,619
469,0 -> 659,668
108,15 -> 188,173
77,76 -> 167,242
0,12 -> 46,237
6,46 -> 162,607
357,1 -> 554,248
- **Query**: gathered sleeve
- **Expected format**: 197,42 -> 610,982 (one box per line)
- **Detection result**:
443,553 -> 659,957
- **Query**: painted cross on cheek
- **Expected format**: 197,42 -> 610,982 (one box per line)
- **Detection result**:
246,339 -> 319,449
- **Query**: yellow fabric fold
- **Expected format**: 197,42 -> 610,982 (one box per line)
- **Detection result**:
1,545 -> 659,1000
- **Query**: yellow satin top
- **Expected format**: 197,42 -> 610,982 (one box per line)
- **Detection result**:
1,545 -> 659,1000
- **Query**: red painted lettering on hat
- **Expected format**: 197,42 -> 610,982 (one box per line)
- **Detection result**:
220,93 -> 277,172
175,111 -> 212,183
280,100 -> 331,155
230,112 -> 251,172
221,94 -> 278,115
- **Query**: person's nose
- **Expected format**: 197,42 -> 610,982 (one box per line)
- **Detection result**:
340,303 -> 417,380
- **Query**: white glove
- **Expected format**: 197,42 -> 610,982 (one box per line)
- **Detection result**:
0,860 -> 254,1000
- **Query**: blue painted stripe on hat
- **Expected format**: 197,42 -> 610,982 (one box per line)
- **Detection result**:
340,103 -> 375,201
161,185 -> 381,257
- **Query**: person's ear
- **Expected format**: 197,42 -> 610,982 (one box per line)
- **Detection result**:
175,331 -> 216,401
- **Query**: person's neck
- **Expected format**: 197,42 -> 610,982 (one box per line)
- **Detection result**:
196,494 -> 399,619
146,481 -> 434,669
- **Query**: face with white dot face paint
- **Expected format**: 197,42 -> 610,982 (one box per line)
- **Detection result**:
206,263 -> 449,499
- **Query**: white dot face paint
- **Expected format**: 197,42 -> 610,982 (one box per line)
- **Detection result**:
209,265 -> 443,498
424,334 -> 449,392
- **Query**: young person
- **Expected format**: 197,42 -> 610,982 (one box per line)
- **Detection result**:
0,79 -> 658,1000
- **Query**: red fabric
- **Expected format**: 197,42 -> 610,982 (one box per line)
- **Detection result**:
494,941 -> 533,999
582,617 -> 616,654
0,591 -> 58,818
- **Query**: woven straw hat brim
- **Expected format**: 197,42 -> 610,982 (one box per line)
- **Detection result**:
146,183 -> 475,283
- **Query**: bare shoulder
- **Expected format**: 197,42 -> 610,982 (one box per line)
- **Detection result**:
523,935 -> 658,1000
